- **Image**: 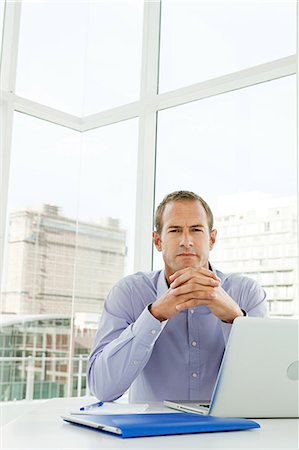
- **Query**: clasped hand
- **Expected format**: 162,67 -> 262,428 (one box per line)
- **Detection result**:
150,267 -> 243,323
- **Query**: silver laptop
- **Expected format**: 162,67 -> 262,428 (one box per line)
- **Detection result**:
164,317 -> 299,418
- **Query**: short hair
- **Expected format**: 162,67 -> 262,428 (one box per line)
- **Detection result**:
154,190 -> 214,235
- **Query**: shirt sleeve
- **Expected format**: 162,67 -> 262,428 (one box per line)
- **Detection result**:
87,283 -> 167,401
221,276 -> 268,343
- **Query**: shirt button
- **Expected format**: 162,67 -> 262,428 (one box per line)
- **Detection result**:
192,372 -> 198,378
190,309 -> 194,314
151,329 -> 156,335
191,341 -> 197,347
133,360 -> 139,365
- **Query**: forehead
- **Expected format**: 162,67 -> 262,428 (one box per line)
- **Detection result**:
161,200 -> 208,228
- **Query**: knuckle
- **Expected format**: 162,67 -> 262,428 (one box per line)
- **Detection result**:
171,288 -> 179,297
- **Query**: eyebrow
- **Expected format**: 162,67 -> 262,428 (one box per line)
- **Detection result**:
167,224 -> 205,230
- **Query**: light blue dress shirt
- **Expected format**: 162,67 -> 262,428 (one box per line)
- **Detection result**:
87,265 -> 267,402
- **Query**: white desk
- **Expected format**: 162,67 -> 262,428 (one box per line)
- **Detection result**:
2,396 -> 298,449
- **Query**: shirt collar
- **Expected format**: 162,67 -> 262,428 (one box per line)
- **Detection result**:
209,262 -> 226,284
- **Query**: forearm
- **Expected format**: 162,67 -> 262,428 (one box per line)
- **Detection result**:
87,307 -> 165,401
220,282 -> 268,343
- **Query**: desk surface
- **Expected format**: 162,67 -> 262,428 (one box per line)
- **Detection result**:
2,397 -> 299,449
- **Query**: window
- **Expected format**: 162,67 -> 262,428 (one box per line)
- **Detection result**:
1,0 -> 297,402
78,120 -> 138,277
1,110 -> 138,398
155,76 -> 296,209
159,0 -> 296,92
16,1 -> 143,115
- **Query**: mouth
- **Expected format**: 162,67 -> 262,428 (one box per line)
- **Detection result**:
177,253 -> 197,257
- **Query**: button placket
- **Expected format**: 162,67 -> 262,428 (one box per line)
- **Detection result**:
188,308 -> 200,397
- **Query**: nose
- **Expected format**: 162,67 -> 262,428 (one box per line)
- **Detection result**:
179,230 -> 193,247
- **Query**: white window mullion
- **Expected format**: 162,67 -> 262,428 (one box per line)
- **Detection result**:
12,94 -> 83,131
156,55 -> 296,112
134,0 -> 161,272
82,101 -> 140,131
0,0 -> 22,283
296,0 -> 299,317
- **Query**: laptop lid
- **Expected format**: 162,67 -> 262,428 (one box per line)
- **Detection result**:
165,317 -> 299,418
209,317 -> 299,418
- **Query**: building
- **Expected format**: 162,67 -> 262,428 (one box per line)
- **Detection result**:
1,205 -> 126,315
211,192 -> 298,317
0,314 -> 96,401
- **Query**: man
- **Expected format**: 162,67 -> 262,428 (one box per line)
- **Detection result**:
87,191 -> 267,402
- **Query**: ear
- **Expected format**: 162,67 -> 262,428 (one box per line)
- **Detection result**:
209,229 -> 217,250
152,231 -> 162,252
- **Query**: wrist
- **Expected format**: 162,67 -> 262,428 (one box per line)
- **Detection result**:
221,308 -> 246,324
148,303 -> 167,322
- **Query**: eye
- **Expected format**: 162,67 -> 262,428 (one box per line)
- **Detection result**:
193,228 -> 203,232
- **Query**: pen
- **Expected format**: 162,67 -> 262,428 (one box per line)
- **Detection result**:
80,401 -> 104,411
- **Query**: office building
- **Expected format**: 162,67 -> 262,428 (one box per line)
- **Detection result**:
0,313 -> 96,401
1,205 -> 126,315
211,192 -> 298,317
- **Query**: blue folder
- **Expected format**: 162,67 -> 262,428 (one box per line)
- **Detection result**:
62,412 -> 260,438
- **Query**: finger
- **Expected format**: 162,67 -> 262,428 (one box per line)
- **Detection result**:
170,270 -> 220,289
175,298 -> 210,311
170,266 -> 220,283
169,267 -> 190,282
171,274 -> 220,289
171,283 -> 217,297
172,289 -> 218,307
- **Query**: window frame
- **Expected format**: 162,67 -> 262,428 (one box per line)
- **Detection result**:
0,0 -> 298,397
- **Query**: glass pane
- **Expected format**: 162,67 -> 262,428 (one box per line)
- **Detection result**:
1,113 -> 138,400
5,113 -> 81,222
16,1 -> 143,115
78,119 -> 138,280
1,110 -> 79,399
159,0 -> 296,92
154,76 -> 297,317
72,120 -> 138,382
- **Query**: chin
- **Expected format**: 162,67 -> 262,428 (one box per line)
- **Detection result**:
177,261 -> 201,270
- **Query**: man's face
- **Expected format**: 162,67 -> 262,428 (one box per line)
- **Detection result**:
153,200 -> 217,278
